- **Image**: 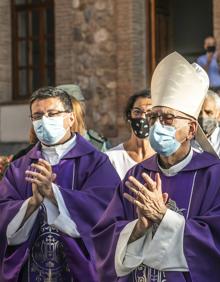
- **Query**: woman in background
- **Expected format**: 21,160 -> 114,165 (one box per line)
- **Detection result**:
106,90 -> 155,179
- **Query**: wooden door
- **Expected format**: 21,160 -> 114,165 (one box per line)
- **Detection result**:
146,0 -> 171,84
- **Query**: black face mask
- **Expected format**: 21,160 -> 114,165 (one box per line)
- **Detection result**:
206,46 -> 216,53
129,118 -> 149,139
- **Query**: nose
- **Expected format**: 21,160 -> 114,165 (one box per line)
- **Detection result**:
140,112 -> 148,118
42,113 -> 48,119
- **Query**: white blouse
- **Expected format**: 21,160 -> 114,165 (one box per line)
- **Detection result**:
106,143 -> 137,180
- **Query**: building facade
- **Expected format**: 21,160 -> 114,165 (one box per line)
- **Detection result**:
0,0 -> 217,153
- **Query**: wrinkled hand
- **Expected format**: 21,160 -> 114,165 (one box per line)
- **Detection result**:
135,191 -> 168,227
125,173 -> 168,243
128,206 -> 152,243
124,172 -> 167,223
25,159 -> 57,205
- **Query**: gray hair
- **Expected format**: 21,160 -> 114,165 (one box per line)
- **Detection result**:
206,90 -> 220,110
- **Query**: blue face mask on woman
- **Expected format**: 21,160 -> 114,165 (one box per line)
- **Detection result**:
149,121 -> 181,156
33,115 -> 68,145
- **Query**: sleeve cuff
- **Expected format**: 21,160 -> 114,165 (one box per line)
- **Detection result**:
44,184 -> 80,238
142,209 -> 188,271
115,219 -> 151,277
115,209 -> 188,275
7,198 -> 39,245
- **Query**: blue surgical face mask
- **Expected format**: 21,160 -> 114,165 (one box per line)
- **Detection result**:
33,115 -> 68,145
149,121 -> 181,156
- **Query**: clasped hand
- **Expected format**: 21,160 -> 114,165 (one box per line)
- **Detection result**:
124,172 -> 168,241
25,159 -> 57,207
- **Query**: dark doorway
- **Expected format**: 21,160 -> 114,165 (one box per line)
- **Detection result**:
170,0 -> 213,62
146,0 -> 213,84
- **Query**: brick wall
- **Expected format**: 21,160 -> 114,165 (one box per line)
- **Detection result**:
55,0 -> 75,84
213,0 -> 220,44
0,1 -> 12,102
69,0 -> 118,138
55,0 -> 147,144
115,0 -> 147,142
0,1 -> 219,145
0,0 -> 147,145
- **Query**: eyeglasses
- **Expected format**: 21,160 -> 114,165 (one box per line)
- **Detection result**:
30,110 -> 69,121
147,112 -> 191,126
131,108 -> 150,118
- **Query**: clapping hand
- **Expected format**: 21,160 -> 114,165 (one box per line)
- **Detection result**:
124,172 -> 168,242
25,159 -> 57,206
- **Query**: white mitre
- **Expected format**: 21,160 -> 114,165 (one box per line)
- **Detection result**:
151,52 -> 208,118
151,52 -> 217,157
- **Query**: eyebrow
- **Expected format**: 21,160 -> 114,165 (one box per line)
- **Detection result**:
151,110 -> 175,114
132,107 -> 142,110
132,107 -> 150,110
32,109 -> 65,114
152,109 -> 185,114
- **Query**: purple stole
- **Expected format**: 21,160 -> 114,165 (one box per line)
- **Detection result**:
20,160 -> 77,281
134,171 -> 197,282
21,205 -> 73,281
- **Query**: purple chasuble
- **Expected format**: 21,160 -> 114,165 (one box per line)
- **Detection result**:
92,151 -> 220,282
0,134 -> 120,282
21,205 -> 73,281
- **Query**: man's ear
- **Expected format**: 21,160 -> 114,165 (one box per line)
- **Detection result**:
187,120 -> 197,140
69,112 -> 75,127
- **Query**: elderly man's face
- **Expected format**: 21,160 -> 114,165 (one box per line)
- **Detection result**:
198,96 -> 219,136
199,96 -> 218,119
148,106 -> 195,143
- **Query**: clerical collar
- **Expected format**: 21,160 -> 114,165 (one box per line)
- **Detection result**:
41,134 -> 77,165
157,148 -> 193,177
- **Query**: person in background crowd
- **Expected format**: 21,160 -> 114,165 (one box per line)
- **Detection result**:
197,36 -> 220,93
70,95 -> 87,135
92,52 -> 220,282
0,155 -> 13,180
0,86 -> 120,282
57,84 -> 111,152
106,90 -> 155,180
193,89 -> 220,157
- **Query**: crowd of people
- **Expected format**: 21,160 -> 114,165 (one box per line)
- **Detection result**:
197,35 -> 220,93
0,51 -> 220,282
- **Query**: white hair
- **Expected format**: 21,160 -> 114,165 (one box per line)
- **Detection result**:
206,90 -> 220,110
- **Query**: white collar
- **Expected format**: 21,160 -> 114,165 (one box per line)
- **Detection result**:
41,134 -> 77,165
157,148 -> 193,177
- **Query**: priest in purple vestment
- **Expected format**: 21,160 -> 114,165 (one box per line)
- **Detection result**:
0,86 -> 120,282
92,52 -> 220,282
